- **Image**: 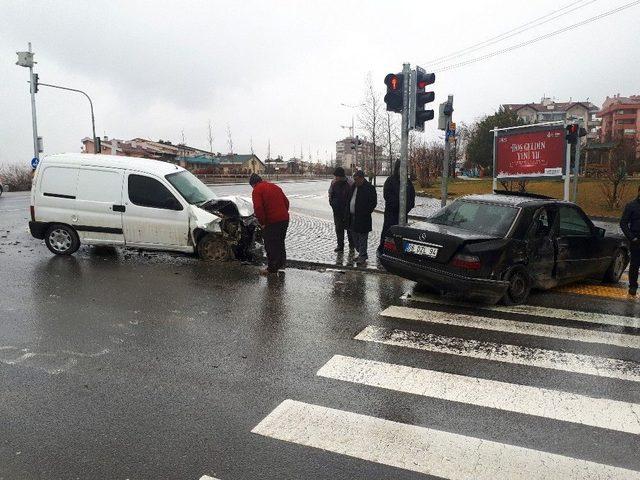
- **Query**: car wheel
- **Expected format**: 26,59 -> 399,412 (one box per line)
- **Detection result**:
44,224 -> 80,256
603,248 -> 628,284
502,266 -> 531,305
197,233 -> 234,262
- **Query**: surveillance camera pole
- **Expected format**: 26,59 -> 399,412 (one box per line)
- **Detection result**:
16,43 -> 40,161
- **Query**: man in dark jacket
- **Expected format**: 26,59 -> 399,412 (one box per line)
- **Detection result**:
250,173 -> 290,275
620,186 -> 640,295
347,170 -> 378,264
378,160 -> 416,254
328,167 -> 354,253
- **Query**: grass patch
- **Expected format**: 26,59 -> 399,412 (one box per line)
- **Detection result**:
416,177 -> 640,219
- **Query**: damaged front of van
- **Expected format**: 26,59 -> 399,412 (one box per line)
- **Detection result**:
165,170 -> 263,262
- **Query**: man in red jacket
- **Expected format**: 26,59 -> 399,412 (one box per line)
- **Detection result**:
250,173 -> 290,275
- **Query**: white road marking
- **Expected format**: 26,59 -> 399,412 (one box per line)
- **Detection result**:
317,355 -> 640,434
403,292 -> 640,329
381,305 -> 640,349
252,399 -> 640,480
356,325 -> 640,382
199,476 -> 221,480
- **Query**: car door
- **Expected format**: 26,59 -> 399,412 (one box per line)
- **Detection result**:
74,167 -> 125,245
556,205 -> 599,281
525,206 -> 558,288
123,172 -> 190,250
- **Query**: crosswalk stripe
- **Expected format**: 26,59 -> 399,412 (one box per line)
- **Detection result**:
381,305 -> 640,349
356,325 -> 640,382
317,355 -> 640,435
402,292 -> 640,329
252,399 -> 640,480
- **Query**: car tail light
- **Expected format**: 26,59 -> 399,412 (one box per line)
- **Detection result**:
383,237 -> 397,253
452,253 -> 481,270
30,205 -> 35,222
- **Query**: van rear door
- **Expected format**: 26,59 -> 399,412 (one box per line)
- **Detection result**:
75,167 -> 125,245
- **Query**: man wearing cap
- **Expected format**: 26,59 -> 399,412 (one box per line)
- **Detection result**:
249,173 -> 290,275
328,167 -> 355,253
347,170 -> 378,264
620,185 -> 640,296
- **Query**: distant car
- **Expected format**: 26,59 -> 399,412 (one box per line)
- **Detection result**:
29,153 -> 262,261
380,192 -> 629,305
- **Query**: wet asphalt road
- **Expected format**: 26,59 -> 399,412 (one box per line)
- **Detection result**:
1,189 -> 640,479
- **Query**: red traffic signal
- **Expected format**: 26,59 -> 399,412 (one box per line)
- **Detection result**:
384,73 -> 404,113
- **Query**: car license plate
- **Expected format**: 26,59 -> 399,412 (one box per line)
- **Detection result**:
404,241 -> 438,258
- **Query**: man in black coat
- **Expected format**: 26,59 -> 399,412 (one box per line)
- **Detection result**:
328,167 -> 354,253
620,185 -> 640,295
378,160 -> 416,254
347,170 -> 378,264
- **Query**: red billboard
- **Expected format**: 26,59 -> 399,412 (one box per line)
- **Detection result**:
495,126 -> 566,178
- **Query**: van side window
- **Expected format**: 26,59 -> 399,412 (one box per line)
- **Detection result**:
128,175 -> 182,210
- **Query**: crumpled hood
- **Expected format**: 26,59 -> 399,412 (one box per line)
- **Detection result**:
188,205 -> 222,232
217,195 -> 254,216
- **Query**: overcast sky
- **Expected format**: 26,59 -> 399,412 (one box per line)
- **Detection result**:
1,0 -> 638,166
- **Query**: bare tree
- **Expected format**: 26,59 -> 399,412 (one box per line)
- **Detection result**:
358,72 -> 383,185
207,120 -> 214,154
410,138 -> 444,188
226,124 -> 234,154
599,139 -> 638,208
383,111 -> 400,175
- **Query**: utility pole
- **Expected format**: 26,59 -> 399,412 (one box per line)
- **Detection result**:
16,43 -> 40,162
563,121 -> 571,202
398,63 -> 411,226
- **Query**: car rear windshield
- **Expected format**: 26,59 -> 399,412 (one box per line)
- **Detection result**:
429,200 -> 519,237
165,170 -> 216,205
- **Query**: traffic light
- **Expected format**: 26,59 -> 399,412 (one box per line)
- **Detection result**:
350,136 -> 362,150
32,73 -> 39,93
384,73 -> 404,113
565,124 -> 579,145
414,70 -> 435,131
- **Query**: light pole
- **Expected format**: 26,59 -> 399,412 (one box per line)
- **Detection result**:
16,42 -> 40,162
36,82 -> 98,154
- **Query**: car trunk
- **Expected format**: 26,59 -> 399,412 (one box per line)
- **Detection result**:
390,221 -> 499,264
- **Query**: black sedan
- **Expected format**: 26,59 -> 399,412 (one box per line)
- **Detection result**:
380,192 -> 629,305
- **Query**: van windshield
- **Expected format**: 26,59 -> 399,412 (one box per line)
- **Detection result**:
165,171 -> 216,205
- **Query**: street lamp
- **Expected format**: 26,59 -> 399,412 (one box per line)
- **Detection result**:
35,82 -> 98,154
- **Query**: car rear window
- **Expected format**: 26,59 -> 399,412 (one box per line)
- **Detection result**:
429,201 -> 519,237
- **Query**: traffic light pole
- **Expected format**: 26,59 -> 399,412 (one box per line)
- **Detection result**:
572,120 -> 583,202
399,63 -> 411,227
440,95 -> 454,208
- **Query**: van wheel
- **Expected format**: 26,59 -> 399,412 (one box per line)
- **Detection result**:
198,234 -> 234,262
45,224 -> 80,255
603,248 -> 628,283
502,266 -> 531,305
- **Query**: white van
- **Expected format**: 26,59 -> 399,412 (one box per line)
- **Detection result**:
29,153 -> 261,261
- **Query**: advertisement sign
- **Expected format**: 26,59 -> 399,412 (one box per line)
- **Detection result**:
494,126 -> 566,179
